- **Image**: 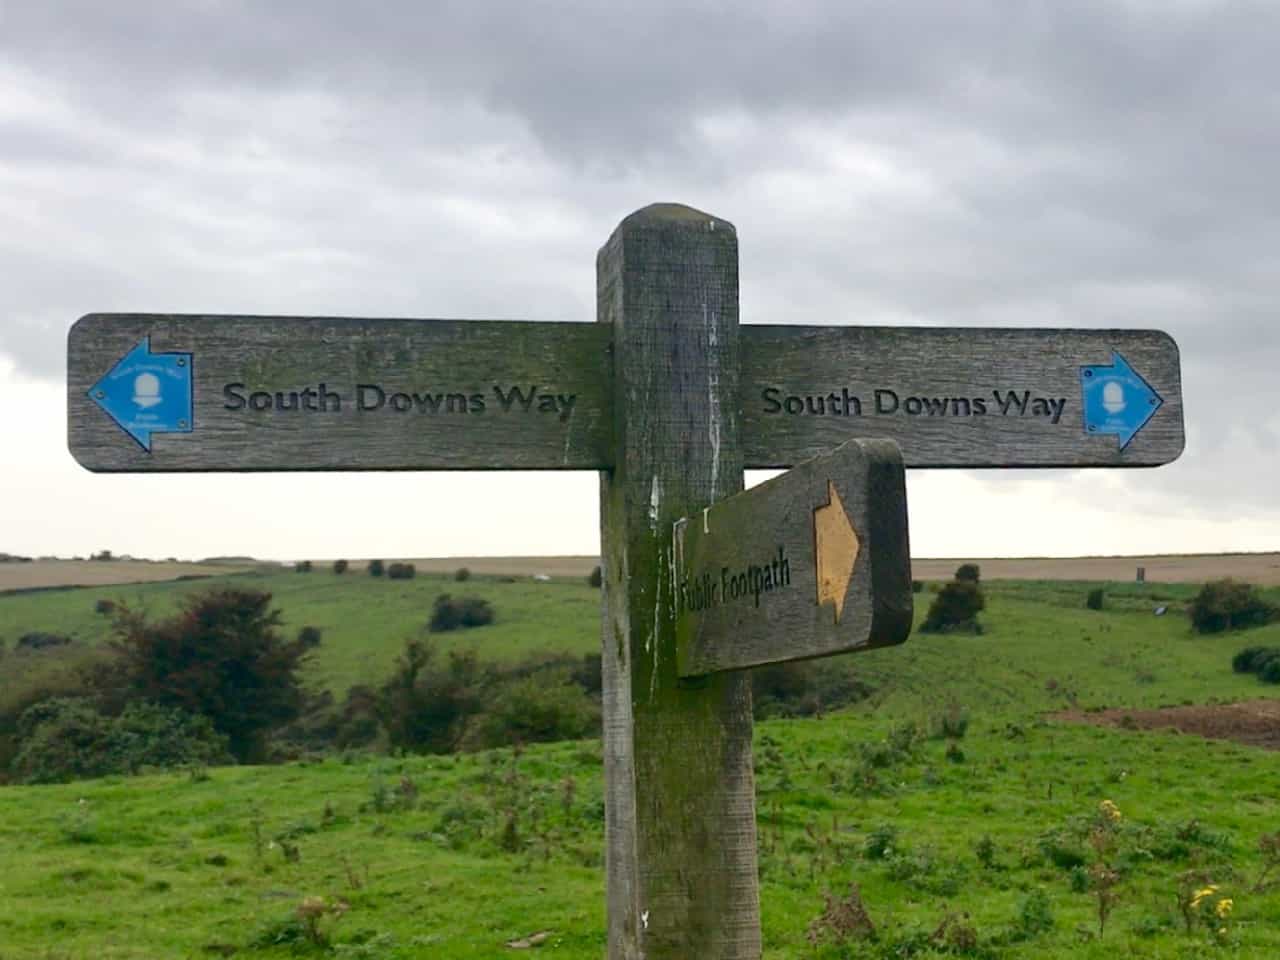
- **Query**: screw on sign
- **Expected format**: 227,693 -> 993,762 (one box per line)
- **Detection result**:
68,203 -> 1185,959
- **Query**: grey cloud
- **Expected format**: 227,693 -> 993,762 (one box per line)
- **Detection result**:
1,0 -> 1277,527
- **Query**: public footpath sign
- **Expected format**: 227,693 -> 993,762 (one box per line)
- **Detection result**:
67,204 -> 1186,960
674,438 -> 912,678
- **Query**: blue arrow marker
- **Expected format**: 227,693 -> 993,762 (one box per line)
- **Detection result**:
87,338 -> 193,451
1079,351 -> 1162,450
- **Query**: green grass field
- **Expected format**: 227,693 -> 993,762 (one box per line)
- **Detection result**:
0,569 -> 601,697
1,573 -> 1280,957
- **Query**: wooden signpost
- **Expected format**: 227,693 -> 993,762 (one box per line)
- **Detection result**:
67,203 -> 1186,960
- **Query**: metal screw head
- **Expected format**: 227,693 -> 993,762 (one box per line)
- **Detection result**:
178,419 -> 188,428
95,390 -> 105,399
1083,369 -> 1093,378
177,358 -> 186,366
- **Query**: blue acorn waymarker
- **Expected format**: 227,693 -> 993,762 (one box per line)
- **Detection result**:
1080,350 -> 1163,450
86,338 -> 193,451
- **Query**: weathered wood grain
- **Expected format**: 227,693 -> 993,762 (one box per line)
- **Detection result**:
674,438 -> 912,678
67,314 -> 612,471
598,204 -> 760,958
739,325 -> 1184,467
69,316 -> 1184,473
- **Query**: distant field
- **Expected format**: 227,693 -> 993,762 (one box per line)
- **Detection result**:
912,552 -> 1280,585
6,552 -> 1277,594
0,559 -> 258,592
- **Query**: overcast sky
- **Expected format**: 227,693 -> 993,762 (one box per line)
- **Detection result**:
2,1 -> 1278,562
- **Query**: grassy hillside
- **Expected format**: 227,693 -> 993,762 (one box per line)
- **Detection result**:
3,575 -> 1280,957
0,569 -> 601,696
4,570 -> 1279,709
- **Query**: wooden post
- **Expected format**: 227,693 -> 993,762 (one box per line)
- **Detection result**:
598,204 -> 760,958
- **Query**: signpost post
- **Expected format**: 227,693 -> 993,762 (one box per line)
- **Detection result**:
67,203 -> 1185,960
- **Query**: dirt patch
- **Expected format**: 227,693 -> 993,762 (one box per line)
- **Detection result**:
1056,699 -> 1280,750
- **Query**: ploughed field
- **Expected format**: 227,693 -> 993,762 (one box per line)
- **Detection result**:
1,571 -> 1280,957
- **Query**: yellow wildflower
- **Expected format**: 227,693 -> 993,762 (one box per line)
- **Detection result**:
1216,898 -> 1233,918
1098,800 -> 1122,823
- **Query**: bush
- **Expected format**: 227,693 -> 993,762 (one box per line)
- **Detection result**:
1086,588 -> 1105,611
911,580 -> 924,593
920,580 -> 985,634
954,563 -> 981,584
12,698 -> 230,784
387,562 -> 416,580
1261,659 -> 1280,685
460,670 -> 601,750
588,565 -> 603,588
1189,579 -> 1276,634
95,598 -> 116,616
428,594 -> 494,632
454,567 -> 471,582
105,590 -> 310,762
377,640 -> 491,753
297,626 -> 323,649
332,559 -> 348,574
1232,646 -> 1280,674
17,632 -> 71,650
295,561 -> 313,573
368,559 -> 385,577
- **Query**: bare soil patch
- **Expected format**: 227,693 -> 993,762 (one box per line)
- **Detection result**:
1057,699 -> 1280,750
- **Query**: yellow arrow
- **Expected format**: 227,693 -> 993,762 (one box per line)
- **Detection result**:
813,479 -> 859,623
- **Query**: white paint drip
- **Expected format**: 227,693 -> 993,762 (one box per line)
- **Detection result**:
648,476 -> 661,533
705,305 -> 722,494
702,506 -> 710,534
560,407 -> 575,464
641,910 -> 650,931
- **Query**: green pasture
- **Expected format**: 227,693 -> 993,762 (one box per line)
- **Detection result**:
1,573 -> 1280,957
0,569 -> 601,696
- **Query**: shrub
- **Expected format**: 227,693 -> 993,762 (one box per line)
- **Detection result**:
588,565 -> 603,588
460,670 -> 601,750
95,598 -> 116,616
1086,588 -> 1105,611
1189,579 -> 1277,634
1016,887 -> 1055,938
920,580 -> 985,634
955,563 -> 981,583
387,562 -> 416,580
297,626 -> 323,649
332,559 -> 348,574
376,640 -> 491,753
454,567 -> 471,582
12,698 -> 230,784
911,580 -> 924,593
428,594 -> 494,632
1261,659 -> 1280,685
17,632 -> 71,651
295,560 -> 313,573
105,590 -> 310,762
1231,646 -> 1279,674
368,559 -> 385,577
